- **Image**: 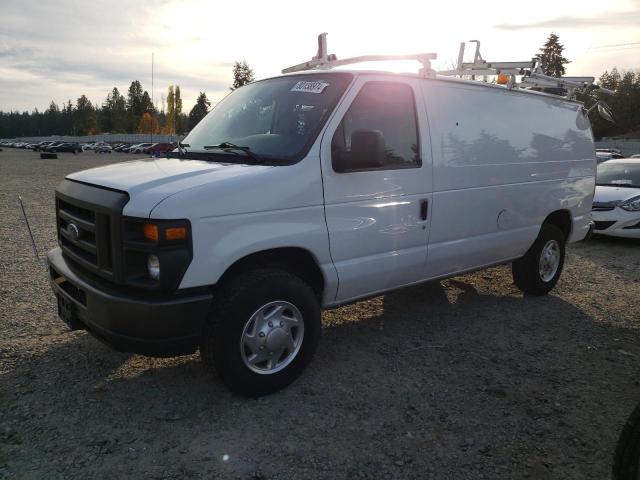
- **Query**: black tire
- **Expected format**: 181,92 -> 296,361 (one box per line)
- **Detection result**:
512,224 -> 565,295
613,402 -> 640,479
201,269 -> 321,397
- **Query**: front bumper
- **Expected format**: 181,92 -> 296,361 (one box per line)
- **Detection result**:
591,209 -> 640,239
47,247 -> 212,357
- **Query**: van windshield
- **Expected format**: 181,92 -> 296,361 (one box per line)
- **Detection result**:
182,73 -> 353,163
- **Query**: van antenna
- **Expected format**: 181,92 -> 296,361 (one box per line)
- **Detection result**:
18,196 -> 46,268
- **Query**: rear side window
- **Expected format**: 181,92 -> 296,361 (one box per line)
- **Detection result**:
331,82 -> 420,171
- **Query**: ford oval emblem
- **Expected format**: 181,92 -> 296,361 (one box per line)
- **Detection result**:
67,223 -> 80,242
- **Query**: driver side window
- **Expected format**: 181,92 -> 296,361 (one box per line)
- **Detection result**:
331,82 -> 420,172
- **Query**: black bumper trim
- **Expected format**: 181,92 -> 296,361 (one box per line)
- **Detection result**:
48,247 -> 212,357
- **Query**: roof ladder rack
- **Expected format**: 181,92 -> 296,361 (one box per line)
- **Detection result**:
282,33 -> 438,78
439,41 -> 536,81
439,40 -> 614,99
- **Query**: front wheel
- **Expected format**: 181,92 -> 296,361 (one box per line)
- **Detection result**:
613,402 -> 640,479
512,224 -> 566,295
200,269 -> 321,397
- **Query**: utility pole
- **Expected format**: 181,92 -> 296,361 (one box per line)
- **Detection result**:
151,52 -> 154,145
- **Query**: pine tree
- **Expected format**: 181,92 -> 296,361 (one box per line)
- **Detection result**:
165,86 -> 175,134
74,95 -> 97,135
126,80 -> 145,131
175,86 -> 183,133
188,92 -> 211,130
230,61 -> 255,90
101,87 -> 127,133
538,33 -> 570,77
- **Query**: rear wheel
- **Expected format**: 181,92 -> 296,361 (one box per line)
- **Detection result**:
200,269 -> 321,397
512,224 -> 566,295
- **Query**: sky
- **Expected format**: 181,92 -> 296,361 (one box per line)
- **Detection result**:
1,0 -> 639,113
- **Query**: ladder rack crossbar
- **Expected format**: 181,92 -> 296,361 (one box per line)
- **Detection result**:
282,33 -> 437,77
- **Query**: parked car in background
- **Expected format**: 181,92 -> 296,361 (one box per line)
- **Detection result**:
596,151 -> 625,163
34,141 -> 56,151
592,158 -> 640,238
82,142 -> 97,151
596,148 -> 623,155
43,142 -> 65,152
122,143 -> 145,153
144,142 -> 176,155
93,143 -> 112,153
50,142 -> 82,154
130,143 -> 153,154
630,154 -> 640,158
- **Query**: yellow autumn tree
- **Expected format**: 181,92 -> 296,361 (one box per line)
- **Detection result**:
137,112 -> 159,134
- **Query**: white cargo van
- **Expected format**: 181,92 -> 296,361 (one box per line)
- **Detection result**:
48,37 -> 602,396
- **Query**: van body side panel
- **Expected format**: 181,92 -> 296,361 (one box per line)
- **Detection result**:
422,80 -> 595,278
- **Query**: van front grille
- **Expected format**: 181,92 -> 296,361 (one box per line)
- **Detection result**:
55,181 -> 128,283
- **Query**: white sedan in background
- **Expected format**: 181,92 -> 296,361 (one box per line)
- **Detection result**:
592,158 -> 640,238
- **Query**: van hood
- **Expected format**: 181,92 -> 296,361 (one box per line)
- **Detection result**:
67,157 -> 272,217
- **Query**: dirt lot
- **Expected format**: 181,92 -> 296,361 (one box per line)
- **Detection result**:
1,148 -> 639,479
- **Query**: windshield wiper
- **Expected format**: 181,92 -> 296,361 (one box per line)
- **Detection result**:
177,142 -> 190,154
202,142 -> 263,163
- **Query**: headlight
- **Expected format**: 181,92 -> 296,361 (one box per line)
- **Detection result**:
147,254 -> 160,280
122,218 -> 192,290
620,196 -> 640,211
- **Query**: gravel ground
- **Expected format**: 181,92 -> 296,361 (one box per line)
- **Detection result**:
1,148 -> 639,479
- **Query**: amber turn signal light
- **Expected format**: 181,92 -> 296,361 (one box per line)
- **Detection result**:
165,227 -> 187,241
497,74 -> 510,85
143,223 -> 159,242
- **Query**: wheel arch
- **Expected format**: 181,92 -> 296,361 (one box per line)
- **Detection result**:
542,209 -> 572,240
215,247 -> 326,300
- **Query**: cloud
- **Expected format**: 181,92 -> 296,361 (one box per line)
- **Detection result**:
495,10 -> 640,30
0,0 -> 233,111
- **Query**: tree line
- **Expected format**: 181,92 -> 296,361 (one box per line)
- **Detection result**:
0,81 -> 212,138
0,61 -> 254,138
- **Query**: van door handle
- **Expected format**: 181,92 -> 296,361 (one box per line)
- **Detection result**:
420,199 -> 429,221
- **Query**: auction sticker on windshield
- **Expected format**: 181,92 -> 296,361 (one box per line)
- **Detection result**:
291,81 -> 330,94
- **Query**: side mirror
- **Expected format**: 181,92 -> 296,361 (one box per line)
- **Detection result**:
586,101 -> 615,124
597,102 -> 615,123
333,129 -> 386,172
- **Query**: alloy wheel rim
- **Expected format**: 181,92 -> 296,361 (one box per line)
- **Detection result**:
240,301 -> 304,375
539,240 -> 560,282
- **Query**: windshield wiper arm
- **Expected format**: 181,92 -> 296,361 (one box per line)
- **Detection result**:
202,142 -> 263,163
177,142 -> 190,154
